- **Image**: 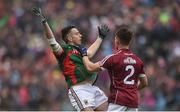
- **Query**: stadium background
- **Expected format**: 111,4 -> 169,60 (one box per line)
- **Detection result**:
0,0 -> 180,111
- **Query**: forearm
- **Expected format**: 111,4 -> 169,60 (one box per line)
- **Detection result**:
138,83 -> 146,90
42,22 -> 55,39
137,77 -> 148,90
87,37 -> 102,58
82,56 -> 101,72
42,22 -> 63,53
32,7 -> 63,53
87,24 -> 110,58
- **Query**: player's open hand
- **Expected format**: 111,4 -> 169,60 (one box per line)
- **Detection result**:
31,7 -> 46,23
98,24 -> 110,39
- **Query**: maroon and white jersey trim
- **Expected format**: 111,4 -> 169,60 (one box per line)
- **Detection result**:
99,50 -> 122,70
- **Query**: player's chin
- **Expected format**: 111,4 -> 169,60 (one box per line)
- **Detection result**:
75,43 -> 81,46
78,41 -> 82,45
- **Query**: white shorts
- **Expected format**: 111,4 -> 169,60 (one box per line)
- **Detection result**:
108,103 -> 138,112
68,83 -> 108,111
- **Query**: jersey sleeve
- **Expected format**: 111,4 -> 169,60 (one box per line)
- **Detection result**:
53,50 -> 64,58
53,46 -> 65,62
99,54 -> 113,70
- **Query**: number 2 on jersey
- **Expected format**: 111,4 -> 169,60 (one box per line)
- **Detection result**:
123,65 -> 135,85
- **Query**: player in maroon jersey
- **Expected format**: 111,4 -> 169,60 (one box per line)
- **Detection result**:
78,25 -> 148,111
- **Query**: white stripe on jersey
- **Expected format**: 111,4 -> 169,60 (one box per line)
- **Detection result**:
114,90 -> 119,104
100,50 -> 122,66
124,53 -> 133,55
100,67 -> 106,71
100,54 -> 115,65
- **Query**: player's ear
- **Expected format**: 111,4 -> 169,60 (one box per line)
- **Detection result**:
67,34 -> 73,42
115,36 -> 119,44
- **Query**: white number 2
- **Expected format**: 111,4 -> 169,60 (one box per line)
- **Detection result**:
123,65 -> 135,85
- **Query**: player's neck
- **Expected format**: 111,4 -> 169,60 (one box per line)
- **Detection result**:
67,42 -> 75,46
118,45 -> 129,50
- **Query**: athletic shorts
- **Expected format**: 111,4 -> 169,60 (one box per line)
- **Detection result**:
68,83 -> 108,111
108,103 -> 138,112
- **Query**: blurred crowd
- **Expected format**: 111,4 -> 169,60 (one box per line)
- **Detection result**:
0,0 -> 180,111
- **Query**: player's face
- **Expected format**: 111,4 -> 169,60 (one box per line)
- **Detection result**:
68,28 -> 82,45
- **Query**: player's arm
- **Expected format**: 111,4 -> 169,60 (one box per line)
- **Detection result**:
42,22 -> 63,55
77,47 -> 102,72
137,74 -> 148,90
87,25 -> 109,58
83,56 -> 102,72
32,8 -> 63,55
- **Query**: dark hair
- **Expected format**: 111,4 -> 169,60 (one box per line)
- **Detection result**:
115,25 -> 133,45
61,25 -> 76,43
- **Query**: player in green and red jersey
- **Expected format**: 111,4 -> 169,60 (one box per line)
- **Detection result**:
32,8 -> 109,111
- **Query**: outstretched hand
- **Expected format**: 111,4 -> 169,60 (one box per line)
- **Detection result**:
31,7 -> 46,23
98,24 -> 110,39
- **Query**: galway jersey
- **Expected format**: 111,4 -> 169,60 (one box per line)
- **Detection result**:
100,49 -> 146,108
54,44 -> 97,88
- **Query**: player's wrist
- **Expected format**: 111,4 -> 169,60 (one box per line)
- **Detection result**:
98,35 -> 106,39
81,49 -> 88,57
97,36 -> 103,41
41,15 -> 47,24
41,18 -> 47,24
98,24 -> 110,39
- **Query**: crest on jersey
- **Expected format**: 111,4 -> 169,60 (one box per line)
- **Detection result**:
73,49 -> 80,55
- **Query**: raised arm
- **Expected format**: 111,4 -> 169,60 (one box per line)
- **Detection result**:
76,46 -> 102,72
87,25 -> 110,58
32,8 -> 63,55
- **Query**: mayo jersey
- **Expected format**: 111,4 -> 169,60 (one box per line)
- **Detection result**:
54,44 -> 97,88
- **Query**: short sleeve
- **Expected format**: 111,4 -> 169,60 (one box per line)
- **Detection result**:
99,54 -> 114,70
53,49 -> 64,58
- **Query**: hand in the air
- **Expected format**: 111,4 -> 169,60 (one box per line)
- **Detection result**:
31,7 -> 46,23
98,24 -> 110,39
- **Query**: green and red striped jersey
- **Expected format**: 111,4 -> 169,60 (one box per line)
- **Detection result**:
54,44 -> 97,88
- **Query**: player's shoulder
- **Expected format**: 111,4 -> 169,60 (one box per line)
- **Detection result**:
132,53 -> 144,64
125,50 -> 143,64
101,54 -> 115,64
61,44 -> 75,50
61,44 -> 70,48
61,44 -> 67,48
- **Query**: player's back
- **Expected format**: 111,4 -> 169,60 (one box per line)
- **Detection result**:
102,49 -> 145,108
